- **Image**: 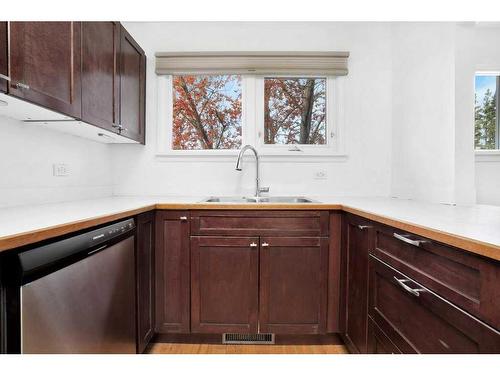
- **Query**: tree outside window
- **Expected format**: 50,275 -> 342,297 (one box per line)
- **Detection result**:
475,75 -> 499,150
172,75 -> 242,150
264,77 -> 327,145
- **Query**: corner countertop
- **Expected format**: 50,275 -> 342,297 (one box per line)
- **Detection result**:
0,196 -> 499,262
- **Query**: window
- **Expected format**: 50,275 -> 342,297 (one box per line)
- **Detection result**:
264,77 -> 327,145
172,75 -> 242,150
475,74 -> 499,150
158,75 -> 344,157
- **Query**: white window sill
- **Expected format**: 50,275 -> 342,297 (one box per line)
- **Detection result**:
155,152 -> 348,163
475,150 -> 500,162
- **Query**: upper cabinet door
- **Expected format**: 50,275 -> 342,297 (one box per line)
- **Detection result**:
118,25 -> 146,144
81,22 -> 120,132
9,22 -> 82,118
0,22 -> 7,93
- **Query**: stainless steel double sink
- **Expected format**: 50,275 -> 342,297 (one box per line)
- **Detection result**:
200,196 -> 317,203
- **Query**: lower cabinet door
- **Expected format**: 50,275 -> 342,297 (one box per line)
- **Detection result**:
155,211 -> 190,333
369,255 -> 500,353
259,237 -> 328,334
191,236 -> 259,334
136,211 -> 155,353
344,215 -> 373,353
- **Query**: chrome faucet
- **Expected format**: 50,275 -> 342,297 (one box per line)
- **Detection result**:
235,145 -> 269,198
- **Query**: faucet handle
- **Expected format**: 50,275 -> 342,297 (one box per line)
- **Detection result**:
259,186 -> 270,194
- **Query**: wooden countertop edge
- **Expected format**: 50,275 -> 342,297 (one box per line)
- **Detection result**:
342,206 -> 500,262
0,204 -> 156,253
0,202 -> 499,262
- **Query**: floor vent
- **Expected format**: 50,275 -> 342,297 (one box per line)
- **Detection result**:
222,333 -> 275,345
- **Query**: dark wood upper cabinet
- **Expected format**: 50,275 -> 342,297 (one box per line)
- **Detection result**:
368,256 -> 500,353
81,22 -> 120,132
0,22 -> 7,93
155,211 -> 190,334
259,237 -> 328,334
343,214 -> 373,353
8,22 -> 82,118
136,211 -> 155,353
118,25 -> 146,144
191,236 -> 259,334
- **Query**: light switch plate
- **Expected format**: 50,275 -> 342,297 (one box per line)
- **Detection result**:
53,163 -> 70,177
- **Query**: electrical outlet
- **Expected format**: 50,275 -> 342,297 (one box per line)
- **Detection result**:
314,170 -> 327,180
53,163 -> 70,177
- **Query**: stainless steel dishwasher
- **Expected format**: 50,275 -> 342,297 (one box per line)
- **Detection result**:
8,218 -> 136,354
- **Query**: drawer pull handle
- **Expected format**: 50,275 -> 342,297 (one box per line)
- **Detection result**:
261,242 -> 269,247
393,277 -> 426,297
358,225 -> 371,230
393,233 -> 428,247
250,242 -> 258,247
180,216 -> 188,221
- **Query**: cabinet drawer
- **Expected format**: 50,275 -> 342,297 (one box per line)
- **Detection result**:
191,210 -> 329,237
368,318 -> 402,354
372,224 -> 500,329
369,256 -> 500,353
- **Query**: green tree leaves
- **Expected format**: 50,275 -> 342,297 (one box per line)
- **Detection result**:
475,86 -> 497,150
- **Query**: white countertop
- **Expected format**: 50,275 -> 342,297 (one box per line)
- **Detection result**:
0,195 -> 499,260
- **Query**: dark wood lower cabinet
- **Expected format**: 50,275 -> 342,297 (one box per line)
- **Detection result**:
190,236 -> 259,334
343,214 -> 373,353
259,237 -> 328,334
136,211 -> 155,353
368,255 -> 500,353
155,211 -> 190,333
367,318 -> 401,354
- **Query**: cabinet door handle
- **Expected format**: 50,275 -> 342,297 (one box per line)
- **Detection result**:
393,277 -> 425,297
250,242 -> 258,247
14,81 -> 30,90
0,73 -> 10,82
393,232 -> 428,247
357,225 -> 371,230
179,216 -> 188,221
261,242 -> 269,247
112,124 -> 127,133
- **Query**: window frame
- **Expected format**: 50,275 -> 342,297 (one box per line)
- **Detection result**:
475,71 -> 500,154
156,74 -> 346,160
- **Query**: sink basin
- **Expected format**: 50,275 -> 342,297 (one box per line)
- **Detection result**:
201,196 -> 317,203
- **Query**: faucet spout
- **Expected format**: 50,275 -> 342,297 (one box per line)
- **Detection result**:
235,145 -> 261,197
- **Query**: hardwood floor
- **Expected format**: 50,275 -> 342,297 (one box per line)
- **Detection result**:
145,334 -> 348,354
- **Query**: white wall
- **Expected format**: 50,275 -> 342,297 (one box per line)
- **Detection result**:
112,22 -> 393,198
0,116 -> 113,208
473,26 -> 500,206
391,23 -> 457,204
2,22 -> 495,207
454,25 -> 477,205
